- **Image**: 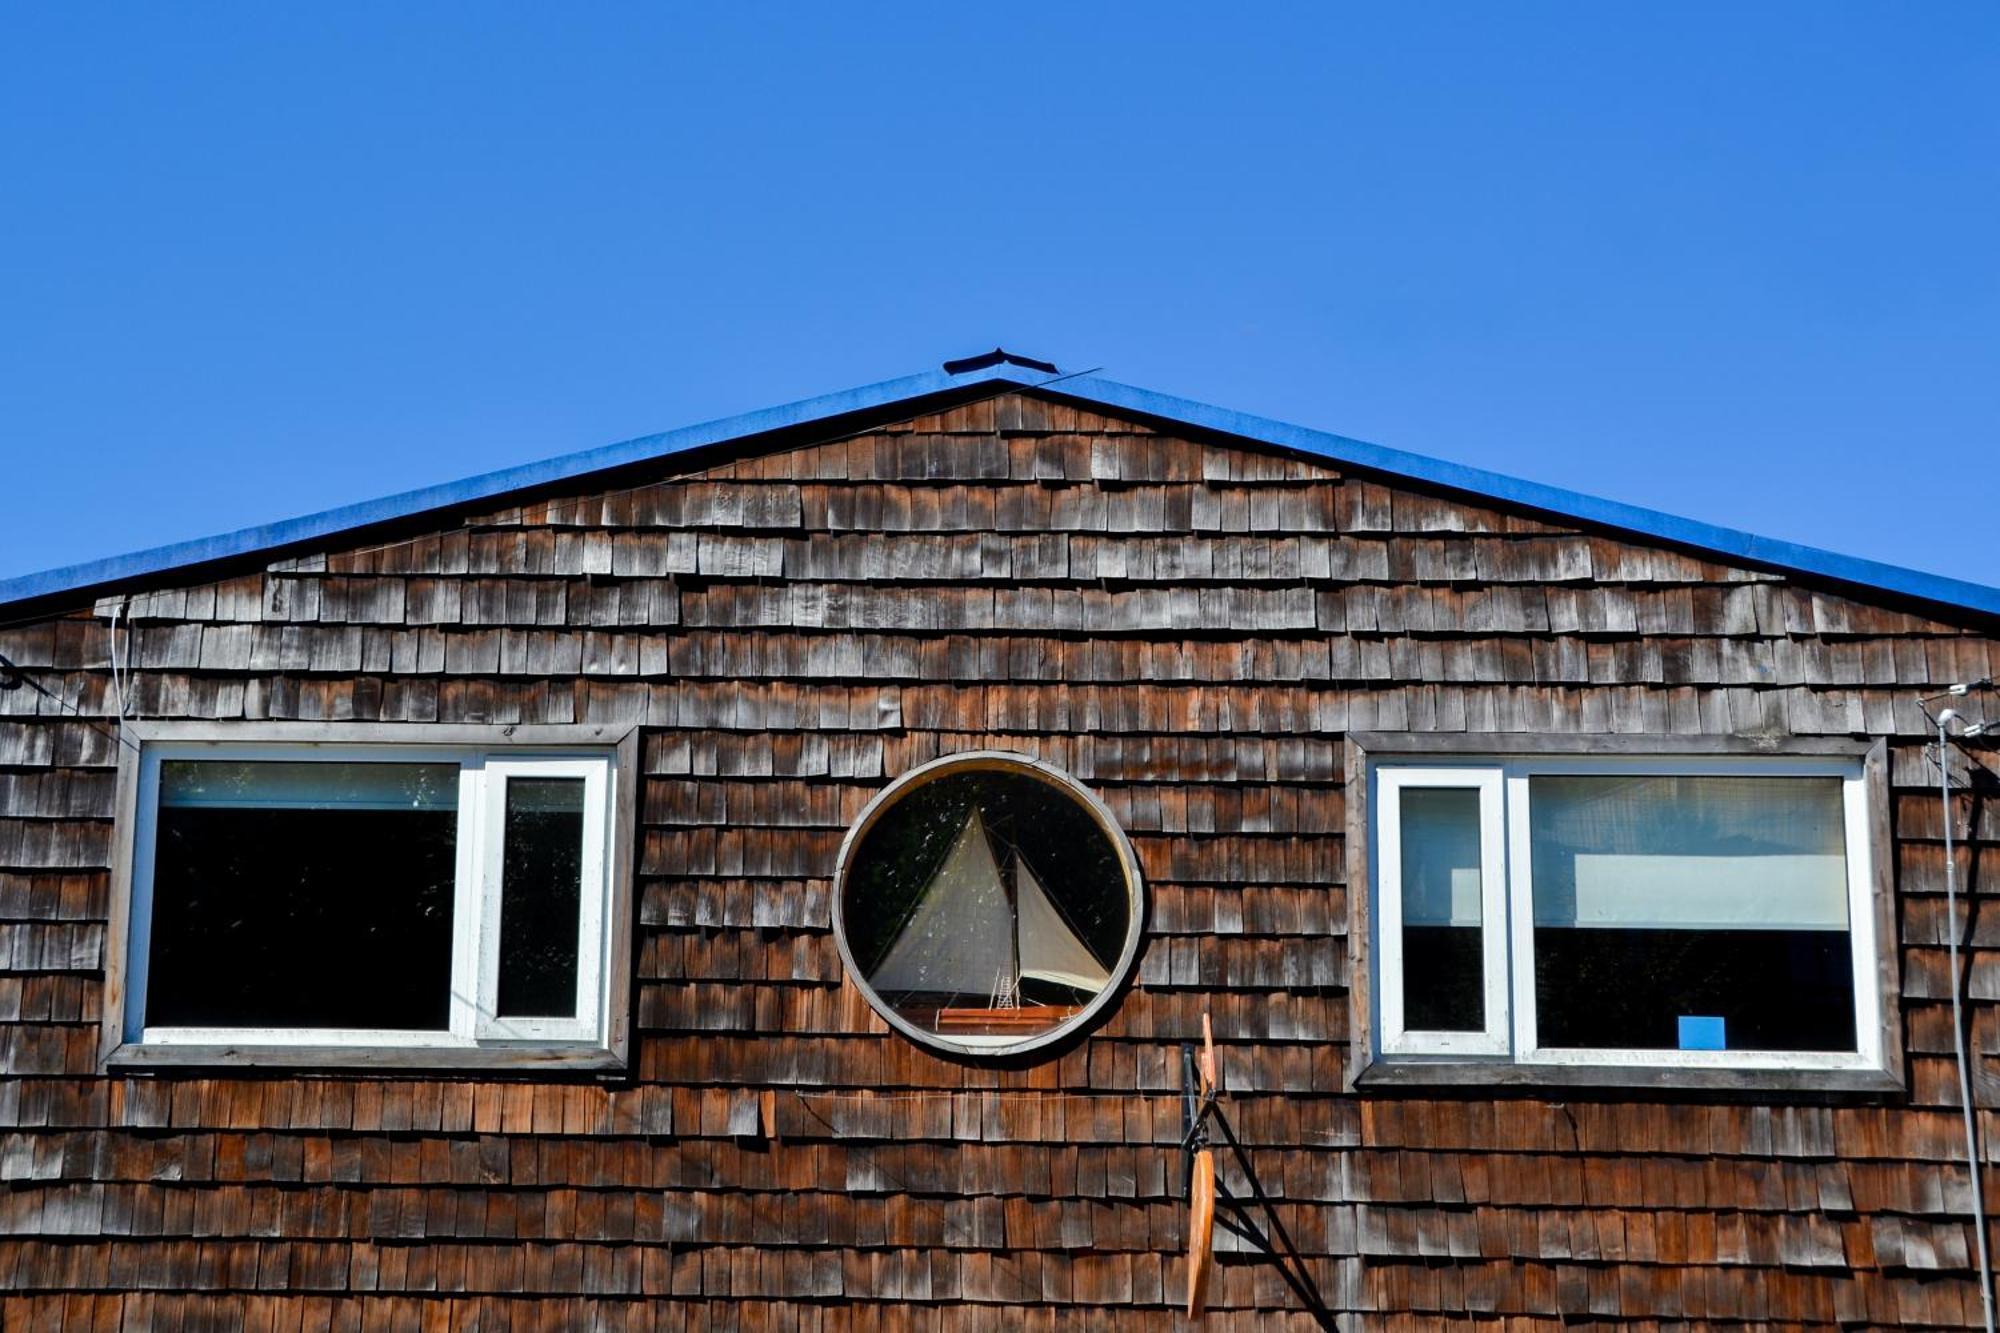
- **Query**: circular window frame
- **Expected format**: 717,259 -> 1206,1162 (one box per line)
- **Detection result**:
831,750 -> 1147,1059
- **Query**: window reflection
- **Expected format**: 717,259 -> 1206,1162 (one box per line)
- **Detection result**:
1529,774 -> 1855,1052
149,761 -> 458,1029
1398,787 -> 1485,1032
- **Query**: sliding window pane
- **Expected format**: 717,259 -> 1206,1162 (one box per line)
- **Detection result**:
1529,775 -> 1854,1051
1399,787 -> 1486,1031
148,761 -> 458,1029
495,777 -> 587,1018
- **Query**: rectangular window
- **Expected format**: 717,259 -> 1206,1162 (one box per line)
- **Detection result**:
112,728 -> 631,1068
1370,754 -> 1884,1075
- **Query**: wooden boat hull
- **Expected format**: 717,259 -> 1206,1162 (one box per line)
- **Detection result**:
932,1003 -> 1083,1033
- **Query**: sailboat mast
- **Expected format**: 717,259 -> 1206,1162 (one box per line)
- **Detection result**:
1005,849 -> 1021,991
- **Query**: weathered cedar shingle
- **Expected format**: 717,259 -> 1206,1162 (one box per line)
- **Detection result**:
0,389 -> 1996,1325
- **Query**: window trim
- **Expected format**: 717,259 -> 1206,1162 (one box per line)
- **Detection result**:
1375,766 -> 1509,1058
1346,732 -> 1904,1094
104,721 -> 639,1072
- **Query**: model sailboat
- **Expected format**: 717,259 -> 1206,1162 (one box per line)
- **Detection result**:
869,808 -> 1112,1032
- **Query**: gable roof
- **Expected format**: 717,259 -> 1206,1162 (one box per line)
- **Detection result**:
2,355 -> 1996,620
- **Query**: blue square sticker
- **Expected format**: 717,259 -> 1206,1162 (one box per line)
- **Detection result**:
1678,1016 -> 1726,1051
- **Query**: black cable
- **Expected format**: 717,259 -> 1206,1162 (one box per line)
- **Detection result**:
0,651 -> 141,755
1920,678 -> 1995,706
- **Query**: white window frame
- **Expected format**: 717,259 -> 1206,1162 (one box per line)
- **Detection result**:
105,722 -> 635,1070
1372,753 -> 1884,1075
475,756 -> 611,1044
1374,767 -> 1509,1057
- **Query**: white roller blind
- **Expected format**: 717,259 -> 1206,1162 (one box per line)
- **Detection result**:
1569,853 -> 1849,928
159,761 -> 460,811
1530,774 -> 1849,931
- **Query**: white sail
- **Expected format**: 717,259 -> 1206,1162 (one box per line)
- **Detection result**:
868,809 -> 1016,998
1014,858 -> 1112,994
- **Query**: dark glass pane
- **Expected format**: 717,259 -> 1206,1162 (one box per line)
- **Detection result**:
841,768 -> 1131,1042
1403,926 -> 1485,1031
1533,927 -> 1856,1050
1398,788 -> 1485,1031
496,777 -> 586,1018
1529,774 -> 1855,1051
147,761 -> 458,1029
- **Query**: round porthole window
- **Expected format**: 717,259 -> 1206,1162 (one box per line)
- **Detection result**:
833,751 -> 1145,1056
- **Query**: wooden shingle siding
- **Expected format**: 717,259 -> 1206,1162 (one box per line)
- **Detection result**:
1,387 -> 1998,1327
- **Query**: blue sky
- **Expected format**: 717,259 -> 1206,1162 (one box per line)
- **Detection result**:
2,6 -> 1994,587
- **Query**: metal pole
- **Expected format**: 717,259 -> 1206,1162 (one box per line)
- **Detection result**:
1939,710 -> 1996,1333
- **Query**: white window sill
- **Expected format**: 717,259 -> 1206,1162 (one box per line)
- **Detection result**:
1352,1058 -> 1903,1095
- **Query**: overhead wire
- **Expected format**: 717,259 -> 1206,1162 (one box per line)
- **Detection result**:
0,651 -> 143,758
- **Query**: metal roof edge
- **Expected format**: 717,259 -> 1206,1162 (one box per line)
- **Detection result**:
0,361 -> 1048,609
1047,373 -> 2000,619
2,358 -> 1995,621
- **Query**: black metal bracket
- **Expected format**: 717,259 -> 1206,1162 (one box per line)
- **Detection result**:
1178,1040 -> 1336,1329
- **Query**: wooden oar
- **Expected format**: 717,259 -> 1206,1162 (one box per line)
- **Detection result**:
1186,1011 -> 1219,1318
